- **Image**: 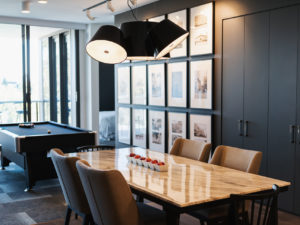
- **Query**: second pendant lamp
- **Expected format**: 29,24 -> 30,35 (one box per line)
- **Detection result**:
86,19 -> 189,64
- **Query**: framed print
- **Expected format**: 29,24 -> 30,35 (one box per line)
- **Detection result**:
168,112 -> 187,152
168,10 -> 187,58
149,110 -> 165,153
148,63 -> 165,106
117,67 -> 130,104
189,114 -> 211,143
168,62 -> 187,107
132,65 -> 147,105
132,109 -> 147,148
190,59 -> 212,109
149,15 -> 165,22
118,107 -> 131,144
190,2 -> 213,55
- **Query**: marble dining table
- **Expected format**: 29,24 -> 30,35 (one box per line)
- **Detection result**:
68,147 -> 291,225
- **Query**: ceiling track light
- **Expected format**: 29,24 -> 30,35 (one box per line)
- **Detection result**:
106,0 -> 114,12
22,1 -> 31,14
129,0 -> 137,6
38,0 -> 48,4
86,10 -> 95,21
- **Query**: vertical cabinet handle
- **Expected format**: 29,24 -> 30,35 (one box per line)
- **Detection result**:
244,121 -> 248,137
238,120 -> 243,136
297,126 -> 300,144
289,125 -> 296,144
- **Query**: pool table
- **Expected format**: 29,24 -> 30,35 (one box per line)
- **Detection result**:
0,121 -> 97,191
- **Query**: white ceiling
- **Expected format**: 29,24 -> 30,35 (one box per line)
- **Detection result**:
0,0 -> 158,24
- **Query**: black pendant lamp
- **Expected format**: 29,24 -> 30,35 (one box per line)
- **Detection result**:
86,25 -> 127,64
121,21 -> 157,61
149,19 -> 189,59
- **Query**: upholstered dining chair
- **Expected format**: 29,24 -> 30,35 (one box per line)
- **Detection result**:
76,159 -> 167,225
50,149 -> 93,225
190,145 -> 263,225
170,138 -> 212,162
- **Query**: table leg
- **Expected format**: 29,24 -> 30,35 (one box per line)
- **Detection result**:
165,207 -> 180,225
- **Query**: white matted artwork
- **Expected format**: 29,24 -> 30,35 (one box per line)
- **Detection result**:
132,109 -> 147,148
148,64 -> 165,106
118,107 -> 131,144
189,114 -> 211,143
168,112 -> 186,152
149,110 -> 165,153
117,67 -> 130,104
190,59 -> 212,109
148,15 -> 165,22
132,65 -> 147,105
190,2 -> 213,55
168,10 -> 187,58
168,62 -> 187,107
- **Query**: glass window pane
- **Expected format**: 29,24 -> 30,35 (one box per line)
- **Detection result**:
0,24 -> 23,123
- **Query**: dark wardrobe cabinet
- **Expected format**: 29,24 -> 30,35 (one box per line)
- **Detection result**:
222,6 -> 300,214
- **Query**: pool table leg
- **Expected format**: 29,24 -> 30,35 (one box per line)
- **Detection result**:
24,156 -> 34,192
1,154 -> 10,170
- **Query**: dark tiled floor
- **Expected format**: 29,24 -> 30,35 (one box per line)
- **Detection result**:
0,163 -> 300,225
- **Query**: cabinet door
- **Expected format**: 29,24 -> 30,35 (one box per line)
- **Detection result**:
269,7 -> 298,212
222,17 -> 244,147
243,13 -> 269,176
295,6 -> 300,215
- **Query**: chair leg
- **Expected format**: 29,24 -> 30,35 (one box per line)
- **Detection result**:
199,219 -> 205,225
82,215 -> 90,225
64,207 -> 72,225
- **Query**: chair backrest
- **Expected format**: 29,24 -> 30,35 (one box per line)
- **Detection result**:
50,149 -> 90,214
76,160 -> 141,225
76,145 -> 115,152
170,138 -> 212,162
209,145 -> 262,174
230,184 -> 279,225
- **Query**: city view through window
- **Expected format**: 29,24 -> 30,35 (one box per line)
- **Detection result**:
0,24 -> 73,124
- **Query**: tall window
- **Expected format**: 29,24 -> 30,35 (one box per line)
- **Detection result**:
0,24 -> 78,125
0,24 -> 23,123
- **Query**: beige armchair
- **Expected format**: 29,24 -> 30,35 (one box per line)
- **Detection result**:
190,145 -> 263,225
76,159 -> 166,225
170,138 -> 212,162
50,149 -> 92,225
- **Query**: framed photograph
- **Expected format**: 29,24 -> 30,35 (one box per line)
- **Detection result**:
118,107 -> 131,144
117,66 -> 130,104
148,63 -> 165,106
168,112 -> 187,152
168,10 -> 187,58
168,62 -> 187,107
132,65 -> 147,105
190,59 -> 212,109
132,109 -> 147,148
149,110 -> 165,153
190,2 -> 213,55
149,15 -> 165,22
189,114 -> 211,143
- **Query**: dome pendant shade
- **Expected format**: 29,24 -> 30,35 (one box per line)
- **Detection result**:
149,19 -> 189,59
121,21 -> 157,61
86,25 -> 127,64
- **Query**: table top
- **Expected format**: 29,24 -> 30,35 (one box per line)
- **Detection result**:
68,148 -> 290,208
0,121 -> 89,136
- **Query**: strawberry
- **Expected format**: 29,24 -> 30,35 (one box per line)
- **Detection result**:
129,153 -> 136,157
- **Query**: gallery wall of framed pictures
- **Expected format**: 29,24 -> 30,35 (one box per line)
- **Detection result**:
115,2 -> 214,153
